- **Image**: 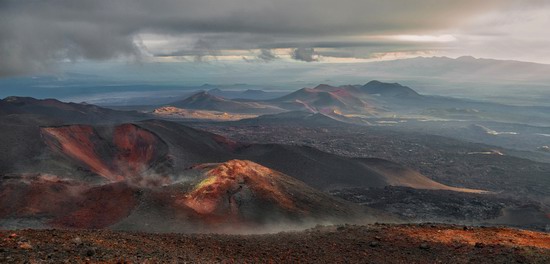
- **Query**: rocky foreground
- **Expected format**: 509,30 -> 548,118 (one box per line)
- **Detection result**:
1,224 -> 549,263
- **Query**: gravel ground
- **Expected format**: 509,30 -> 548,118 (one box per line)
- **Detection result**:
1,223 -> 549,263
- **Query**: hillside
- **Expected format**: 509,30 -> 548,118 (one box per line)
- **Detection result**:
270,87 -> 374,114
0,159 -> 362,231
0,96 -> 147,124
1,116 -> 472,192
360,80 -> 421,97
170,91 -> 283,114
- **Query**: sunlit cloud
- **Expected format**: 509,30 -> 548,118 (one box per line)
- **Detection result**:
391,35 -> 457,43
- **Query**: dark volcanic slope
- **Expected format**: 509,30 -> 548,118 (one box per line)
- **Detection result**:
0,97 -> 149,173
1,224 -> 549,263
354,158 -> 482,193
0,115 -> 477,192
234,144 -> 481,192
0,96 -> 469,192
332,186 -> 550,231
0,96 -> 147,124
193,122 -> 550,200
135,119 -> 238,168
0,94 -> 466,193
269,86 -> 375,114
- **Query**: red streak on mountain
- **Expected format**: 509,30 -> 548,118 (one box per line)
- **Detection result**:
113,124 -> 159,176
41,124 -> 167,183
41,126 -> 122,181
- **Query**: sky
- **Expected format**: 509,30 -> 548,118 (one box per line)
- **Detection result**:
1,0 -> 550,79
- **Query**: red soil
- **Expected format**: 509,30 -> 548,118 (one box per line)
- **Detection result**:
1,224 -> 548,263
398,225 -> 550,250
50,182 -> 138,229
0,175 -> 88,219
0,176 -> 138,229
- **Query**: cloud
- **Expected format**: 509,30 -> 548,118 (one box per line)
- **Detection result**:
1,0 -> 549,77
191,39 -> 220,62
291,48 -> 318,62
257,49 -> 278,62
0,1 -> 141,77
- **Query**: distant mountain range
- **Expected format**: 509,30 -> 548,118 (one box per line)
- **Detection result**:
169,81 -> 420,116
162,79 -> 550,127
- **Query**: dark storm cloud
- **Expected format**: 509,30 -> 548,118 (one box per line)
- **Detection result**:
292,48 -> 317,62
0,0 -> 544,76
0,0 -> 142,76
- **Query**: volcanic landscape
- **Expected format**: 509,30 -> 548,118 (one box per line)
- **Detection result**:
3,0 -> 550,262
1,81 -> 549,262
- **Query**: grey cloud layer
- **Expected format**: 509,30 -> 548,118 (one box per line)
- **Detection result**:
0,0 -> 545,76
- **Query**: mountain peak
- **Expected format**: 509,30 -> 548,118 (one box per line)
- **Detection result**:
361,81 -> 420,97
364,80 -> 383,86
187,90 -> 219,99
194,160 -> 274,180
314,84 -> 334,90
183,160 -> 299,215
3,96 -> 33,102
208,88 -> 222,93
2,96 -> 59,104
456,55 -> 477,61
171,90 -> 282,114
182,159 -> 359,219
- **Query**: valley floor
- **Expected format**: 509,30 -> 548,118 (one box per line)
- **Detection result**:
1,224 -> 549,263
